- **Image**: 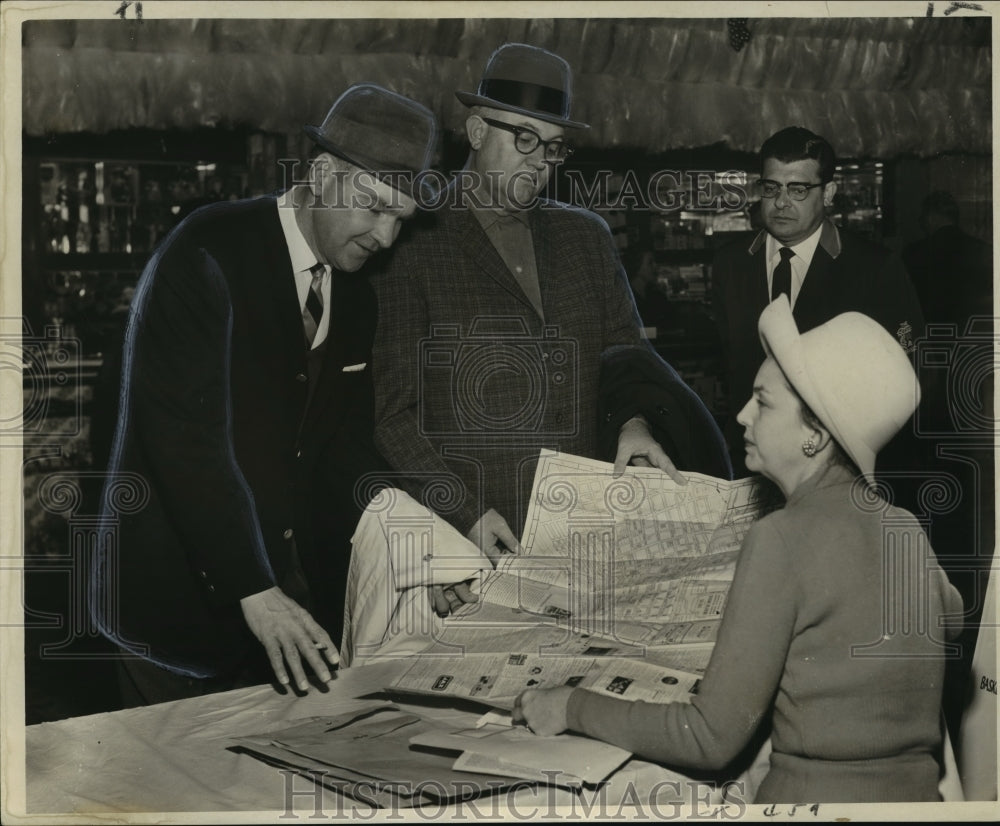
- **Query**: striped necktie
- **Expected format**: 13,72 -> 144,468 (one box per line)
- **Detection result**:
303,262 -> 325,347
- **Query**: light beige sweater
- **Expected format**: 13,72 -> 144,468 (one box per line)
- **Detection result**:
567,463 -> 963,803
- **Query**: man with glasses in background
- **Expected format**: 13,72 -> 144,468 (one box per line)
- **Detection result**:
712,126 -> 924,476
371,43 -> 730,616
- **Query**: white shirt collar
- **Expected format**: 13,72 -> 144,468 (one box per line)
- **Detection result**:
277,188 -> 321,275
765,223 -> 824,309
276,189 -> 331,349
766,221 -> 824,271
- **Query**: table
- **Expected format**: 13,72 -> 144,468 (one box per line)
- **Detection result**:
20,660 -> 737,820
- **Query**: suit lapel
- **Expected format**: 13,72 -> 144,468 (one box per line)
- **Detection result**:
457,207 -> 538,315
248,199 -> 306,373
793,245 -> 835,330
300,273 -> 363,437
529,208 -> 552,318
749,243 -> 770,317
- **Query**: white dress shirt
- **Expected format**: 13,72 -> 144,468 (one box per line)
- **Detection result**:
765,223 -> 823,309
277,191 -> 331,349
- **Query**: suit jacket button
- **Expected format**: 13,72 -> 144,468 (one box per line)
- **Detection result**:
604,412 -> 613,422
295,373 -> 308,383
283,528 -> 294,540
656,405 -> 668,416
296,450 -> 302,458
199,570 -> 208,579
207,584 -> 215,593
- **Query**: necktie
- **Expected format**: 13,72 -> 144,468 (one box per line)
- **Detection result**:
772,246 -> 794,302
303,262 -> 325,347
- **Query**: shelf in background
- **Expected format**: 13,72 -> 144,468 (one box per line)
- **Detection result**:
41,253 -> 148,272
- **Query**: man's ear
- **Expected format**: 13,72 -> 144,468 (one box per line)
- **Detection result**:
311,152 -> 347,203
822,179 -> 838,208
466,115 -> 487,150
308,152 -> 331,197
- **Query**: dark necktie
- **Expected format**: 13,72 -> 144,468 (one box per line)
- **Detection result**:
772,246 -> 794,301
303,262 -> 325,347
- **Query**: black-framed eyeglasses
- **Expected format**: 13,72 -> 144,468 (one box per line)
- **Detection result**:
482,117 -> 574,162
755,179 -> 826,201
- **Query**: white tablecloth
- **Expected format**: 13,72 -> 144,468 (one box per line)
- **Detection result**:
23,660 -> 739,819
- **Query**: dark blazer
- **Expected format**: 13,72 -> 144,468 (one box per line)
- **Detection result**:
371,195 -> 727,538
713,221 -> 925,464
598,345 -> 732,481
92,196 -> 384,677
903,224 -> 993,330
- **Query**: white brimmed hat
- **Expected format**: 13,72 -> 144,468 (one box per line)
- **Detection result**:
757,295 -> 920,483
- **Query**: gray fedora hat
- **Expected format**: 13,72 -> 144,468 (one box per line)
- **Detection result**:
456,43 -> 590,130
304,83 -> 439,199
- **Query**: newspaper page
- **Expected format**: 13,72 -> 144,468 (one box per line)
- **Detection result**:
391,451 -> 776,692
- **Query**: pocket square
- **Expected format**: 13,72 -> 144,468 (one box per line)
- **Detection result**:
342,362 -> 367,372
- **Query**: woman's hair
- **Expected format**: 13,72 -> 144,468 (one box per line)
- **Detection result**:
797,397 -> 863,477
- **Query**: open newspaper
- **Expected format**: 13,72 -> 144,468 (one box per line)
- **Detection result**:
389,451 -> 777,709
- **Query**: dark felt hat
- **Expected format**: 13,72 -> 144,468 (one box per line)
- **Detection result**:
456,43 -> 589,130
304,83 -> 439,199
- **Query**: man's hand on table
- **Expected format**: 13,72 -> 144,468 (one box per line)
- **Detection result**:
240,586 -> 339,691
512,686 -> 574,736
614,414 -> 686,485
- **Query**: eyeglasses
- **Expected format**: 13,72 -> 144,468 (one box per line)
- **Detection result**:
756,179 -> 826,201
482,117 -> 574,162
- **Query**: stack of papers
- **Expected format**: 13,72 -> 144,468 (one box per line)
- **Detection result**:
410,712 -> 631,787
230,703 -> 527,808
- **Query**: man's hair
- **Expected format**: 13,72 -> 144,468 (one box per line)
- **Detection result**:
309,147 -> 350,169
760,126 -> 837,183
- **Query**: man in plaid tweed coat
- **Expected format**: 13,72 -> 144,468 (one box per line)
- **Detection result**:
371,45 -> 729,614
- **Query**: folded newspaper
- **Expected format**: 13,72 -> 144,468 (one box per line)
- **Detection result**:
389,451 -> 775,692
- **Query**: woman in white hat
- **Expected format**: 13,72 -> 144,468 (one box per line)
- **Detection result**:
515,296 -> 963,802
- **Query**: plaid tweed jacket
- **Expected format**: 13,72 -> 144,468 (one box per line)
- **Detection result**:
371,196 -> 652,537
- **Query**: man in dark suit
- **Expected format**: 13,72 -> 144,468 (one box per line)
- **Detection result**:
372,44 -> 730,615
713,126 -> 924,476
91,84 -> 439,704
903,190 -> 992,331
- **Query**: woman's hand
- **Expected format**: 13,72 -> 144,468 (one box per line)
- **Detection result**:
512,686 -> 574,736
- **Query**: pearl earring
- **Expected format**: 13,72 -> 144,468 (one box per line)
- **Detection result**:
802,439 -> 817,457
